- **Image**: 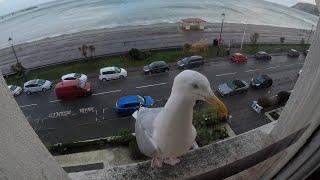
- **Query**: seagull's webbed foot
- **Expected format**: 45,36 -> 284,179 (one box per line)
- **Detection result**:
164,157 -> 180,166
151,157 -> 163,168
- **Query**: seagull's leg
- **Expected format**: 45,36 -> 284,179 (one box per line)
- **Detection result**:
164,157 -> 180,166
151,156 -> 163,168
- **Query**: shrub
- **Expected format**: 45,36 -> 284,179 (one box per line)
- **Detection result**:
128,48 -> 146,61
277,91 -> 291,106
183,43 -> 192,53
11,62 -> 25,76
78,44 -> 89,59
257,96 -> 273,108
280,37 -> 285,43
191,40 -> 209,53
114,129 -> 135,144
250,32 -> 260,44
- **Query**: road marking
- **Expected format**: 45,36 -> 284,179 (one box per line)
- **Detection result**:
245,68 -> 261,72
216,72 -> 237,77
19,104 -> 37,108
283,64 -> 297,67
136,82 -> 167,89
49,99 -> 61,103
92,90 -> 121,96
266,65 -> 281,69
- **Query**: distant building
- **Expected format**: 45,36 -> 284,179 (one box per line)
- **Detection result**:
181,18 -> 207,30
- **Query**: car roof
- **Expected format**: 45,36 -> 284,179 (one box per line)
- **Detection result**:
190,55 -> 203,59
234,53 -> 243,56
24,79 -> 40,85
290,49 -> 297,52
258,51 -> 267,54
150,61 -> 166,66
260,74 -> 271,79
55,79 -> 80,88
100,67 -> 116,72
117,95 -> 141,106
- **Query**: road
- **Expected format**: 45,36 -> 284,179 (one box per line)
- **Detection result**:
14,55 -> 305,144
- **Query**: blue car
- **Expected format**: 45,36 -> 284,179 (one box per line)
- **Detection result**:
115,95 -> 154,114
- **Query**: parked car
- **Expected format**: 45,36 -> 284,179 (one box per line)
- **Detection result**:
61,73 -> 87,83
177,55 -> 204,69
8,85 -> 22,96
287,49 -> 300,57
250,75 -> 273,89
231,53 -> 248,63
143,61 -> 169,75
254,51 -> 272,60
115,95 -> 154,114
99,67 -> 127,81
55,79 -> 91,99
217,80 -> 249,96
24,79 -> 52,95
304,49 -> 309,56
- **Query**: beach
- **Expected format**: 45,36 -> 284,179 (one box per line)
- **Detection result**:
0,22 -> 313,75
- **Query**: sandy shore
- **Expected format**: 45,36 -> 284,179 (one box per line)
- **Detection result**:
0,22 -> 313,75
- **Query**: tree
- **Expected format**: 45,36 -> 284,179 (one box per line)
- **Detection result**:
11,62 -> 25,77
128,48 -> 145,61
78,44 -> 89,60
183,43 -> 192,54
250,32 -> 260,44
88,45 -> 95,59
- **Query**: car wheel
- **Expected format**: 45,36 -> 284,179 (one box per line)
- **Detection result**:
165,68 -> 169,72
148,71 -> 152,75
26,91 -> 31,95
102,78 -> 107,82
119,75 -> 125,79
42,88 -> 47,92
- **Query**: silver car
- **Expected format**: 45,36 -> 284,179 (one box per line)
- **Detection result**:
217,80 -> 249,97
24,79 -> 52,95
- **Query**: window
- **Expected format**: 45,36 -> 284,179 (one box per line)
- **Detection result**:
115,67 -> 121,73
10,86 -> 17,91
74,73 -> 81,78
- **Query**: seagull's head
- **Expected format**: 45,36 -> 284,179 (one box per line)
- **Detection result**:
173,70 -> 228,118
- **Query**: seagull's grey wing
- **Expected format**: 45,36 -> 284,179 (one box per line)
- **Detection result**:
133,107 -> 163,157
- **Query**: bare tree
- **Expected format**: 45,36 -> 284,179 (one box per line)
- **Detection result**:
250,32 -> 260,44
88,45 -> 96,59
78,44 -> 89,60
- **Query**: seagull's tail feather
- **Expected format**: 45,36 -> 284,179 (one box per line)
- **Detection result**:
132,110 -> 138,119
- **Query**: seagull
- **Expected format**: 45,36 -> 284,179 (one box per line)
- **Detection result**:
132,70 -> 228,167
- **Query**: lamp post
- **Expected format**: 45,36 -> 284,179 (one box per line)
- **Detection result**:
216,13 -> 225,56
8,37 -> 20,64
240,20 -> 247,51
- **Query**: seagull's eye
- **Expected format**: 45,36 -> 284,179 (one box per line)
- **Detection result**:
192,84 -> 199,89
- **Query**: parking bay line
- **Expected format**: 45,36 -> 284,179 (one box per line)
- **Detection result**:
19,104 -> 37,108
265,65 -> 281,69
136,82 -> 167,89
215,72 -> 237,77
92,90 -> 122,96
245,68 -> 261,73
49,99 -> 61,103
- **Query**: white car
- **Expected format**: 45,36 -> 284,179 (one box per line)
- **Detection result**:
61,73 -> 87,83
8,85 -> 22,96
24,79 -> 52,95
99,67 -> 127,81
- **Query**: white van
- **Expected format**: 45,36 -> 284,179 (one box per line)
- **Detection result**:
99,67 -> 127,81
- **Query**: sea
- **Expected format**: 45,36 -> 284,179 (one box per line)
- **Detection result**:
0,0 -> 318,48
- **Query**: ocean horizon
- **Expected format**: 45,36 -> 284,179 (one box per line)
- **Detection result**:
0,0 -> 318,48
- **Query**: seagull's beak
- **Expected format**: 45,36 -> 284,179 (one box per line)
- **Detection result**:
205,95 -> 229,118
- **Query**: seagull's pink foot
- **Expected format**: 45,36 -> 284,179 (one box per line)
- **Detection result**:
164,157 -> 180,166
151,157 -> 163,168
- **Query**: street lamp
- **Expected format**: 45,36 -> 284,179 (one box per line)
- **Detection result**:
216,13 -> 225,56
240,20 -> 248,51
8,37 -> 20,63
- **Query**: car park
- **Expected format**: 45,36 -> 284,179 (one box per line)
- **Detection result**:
115,95 -> 154,114
287,49 -> 300,57
99,67 -> 127,81
143,61 -> 169,75
217,80 -> 249,96
231,53 -> 248,63
61,73 -> 87,83
55,79 -> 91,99
250,75 -> 273,89
8,85 -> 22,96
24,79 -> 52,95
177,55 -> 204,69
254,51 -> 272,60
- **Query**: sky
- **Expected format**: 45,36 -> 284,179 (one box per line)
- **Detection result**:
0,0 -> 317,16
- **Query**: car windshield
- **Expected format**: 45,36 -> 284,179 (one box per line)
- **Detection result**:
182,58 -> 189,63
37,79 -> 46,85
74,73 -> 81,78
256,76 -> 265,83
115,67 -> 121,73
10,85 -> 17,91
137,95 -> 145,105
226,81 -> 237,90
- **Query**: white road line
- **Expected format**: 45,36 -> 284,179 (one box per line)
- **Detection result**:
92,90 -> 122,96
283,64 -> 297,67
49,99 -> 61,103
136,82 -> 167,89
245,68 -> 261,72
19,104 -> 37,108
266,65 -> 281,69
216,72 -> 237,77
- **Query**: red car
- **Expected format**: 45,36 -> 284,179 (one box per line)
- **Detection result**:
55,79 -> 91,99
231,53 -> 248,63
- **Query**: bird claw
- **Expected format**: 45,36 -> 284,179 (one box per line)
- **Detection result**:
164,157 -> 180,166
151,157 -> 163,168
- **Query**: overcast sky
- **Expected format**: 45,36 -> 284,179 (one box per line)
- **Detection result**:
0,0 -> 317,16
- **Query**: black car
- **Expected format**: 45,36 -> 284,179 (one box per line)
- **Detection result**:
250,75 -> 273,89
177,55 -> 204,69
254,51 -> 272,60
143,61 -> 169,75
287,49 -> 300,57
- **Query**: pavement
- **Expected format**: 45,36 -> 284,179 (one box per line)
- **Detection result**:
12,54 -> 305,145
